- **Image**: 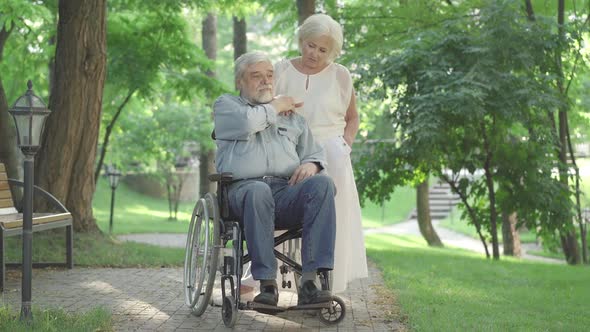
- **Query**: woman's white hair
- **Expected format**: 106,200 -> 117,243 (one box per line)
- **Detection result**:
297,14 -> 343,63
234,51 -> 272,86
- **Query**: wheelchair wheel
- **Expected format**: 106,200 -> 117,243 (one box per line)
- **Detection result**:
222,296 -> 237,328
183,193 -> 220,316
318,296 -> 346,325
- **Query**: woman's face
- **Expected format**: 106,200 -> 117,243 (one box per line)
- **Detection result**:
300,35 -> 332,69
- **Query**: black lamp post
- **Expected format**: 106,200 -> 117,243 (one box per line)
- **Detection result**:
8,80 -> 51,322
106,165 -> 122,234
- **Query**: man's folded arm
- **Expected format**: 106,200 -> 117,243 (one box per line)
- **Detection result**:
213,95 -> 277,140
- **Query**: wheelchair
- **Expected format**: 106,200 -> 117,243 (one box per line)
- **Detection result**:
183,172 -> 346,328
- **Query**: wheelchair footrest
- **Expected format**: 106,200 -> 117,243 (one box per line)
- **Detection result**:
248,302 -> 286,315
247,300 -> 333,312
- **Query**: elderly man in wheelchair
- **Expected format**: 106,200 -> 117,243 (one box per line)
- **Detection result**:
183,51 -> 346,327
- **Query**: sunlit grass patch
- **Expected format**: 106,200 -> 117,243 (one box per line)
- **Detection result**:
365,234 -> 590,332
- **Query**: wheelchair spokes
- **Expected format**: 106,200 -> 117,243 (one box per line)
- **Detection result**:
183,194 -> 220,316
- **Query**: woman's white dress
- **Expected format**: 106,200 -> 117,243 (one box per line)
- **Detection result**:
272,59 -> 368,293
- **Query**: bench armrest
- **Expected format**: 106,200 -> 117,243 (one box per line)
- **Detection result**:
7,179 -> 69,213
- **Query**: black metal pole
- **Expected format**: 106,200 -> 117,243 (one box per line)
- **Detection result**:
109,187 -> 115,234
20,154 -> 34,322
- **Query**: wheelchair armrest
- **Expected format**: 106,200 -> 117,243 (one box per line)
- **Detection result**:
208,172 -> 233,183
207,173 -> 234,220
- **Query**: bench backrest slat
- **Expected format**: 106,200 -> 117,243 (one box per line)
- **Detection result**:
0,199 -> 14,208
0,163 -> 16,213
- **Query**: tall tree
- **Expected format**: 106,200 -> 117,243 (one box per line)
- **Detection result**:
417,179 -> 443,247
94,1 -> 216,182
35,0 -> 107,232
501,211 -> 521,257
233,16 -> 247,60
525,0 -> 585,264
199,13 -> 218,198
297,0 -> 315,24
0,26 -> 20,193
0,2 -> 52,204
351,0 -> 571,260
555,0 -> 581,264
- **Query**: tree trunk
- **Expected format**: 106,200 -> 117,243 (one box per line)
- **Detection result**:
35,0 -> 107,233
482,122 -> 500,259
297,0 -> 315,25
0,26 -> 23,206
416,179 -> 443,247
48,35 -> 56,100
444,175 -> 491,258
94,89 -> 135,183
233,17 -> 247,60
199,13 -> 217,198
555,0 -> 581,264
501,211 -> 521,257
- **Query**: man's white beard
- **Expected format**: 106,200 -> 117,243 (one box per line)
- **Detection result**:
254,90 -> 273,104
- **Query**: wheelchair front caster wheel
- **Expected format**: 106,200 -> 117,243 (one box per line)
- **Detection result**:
318,296 -> 346,325
222,296 -> 237,328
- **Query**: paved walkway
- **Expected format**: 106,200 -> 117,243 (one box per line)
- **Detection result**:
0,217 -> 563,331
0,262 -> 402,331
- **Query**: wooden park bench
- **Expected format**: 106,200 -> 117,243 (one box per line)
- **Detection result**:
0,163 -> 73,291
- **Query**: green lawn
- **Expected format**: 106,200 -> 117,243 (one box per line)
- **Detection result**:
439,208 -> 538,243
579,158 -> 590,207
94,176 -> 417,233
3,233 -> 184,267
366,233 -> 590,332
361,185 -> 416,228
93,177 -> 195,234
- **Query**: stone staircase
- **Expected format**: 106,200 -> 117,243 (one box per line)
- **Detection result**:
408,181 -> 461,220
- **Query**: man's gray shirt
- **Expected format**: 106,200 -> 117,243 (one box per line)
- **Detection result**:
213,94 -> 326,179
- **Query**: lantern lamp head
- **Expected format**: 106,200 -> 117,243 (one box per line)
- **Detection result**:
8,80 -> 51,155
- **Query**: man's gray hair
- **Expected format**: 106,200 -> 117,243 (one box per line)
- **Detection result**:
297,14 -> 343,63
234,52 -> 272,84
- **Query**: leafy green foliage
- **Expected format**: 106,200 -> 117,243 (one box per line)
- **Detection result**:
346,0 -> 583,249
99,1 -> 227,177
0,0 -> 54,101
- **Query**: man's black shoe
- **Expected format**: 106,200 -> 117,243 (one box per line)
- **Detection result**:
253,285 -> 279,306
297,280 -> 332,305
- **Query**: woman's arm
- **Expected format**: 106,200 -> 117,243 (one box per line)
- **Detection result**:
343,89 -> 359,147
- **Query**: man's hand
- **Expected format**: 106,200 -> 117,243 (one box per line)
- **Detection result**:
289,162 -> 320,185
271,95 -> 304,116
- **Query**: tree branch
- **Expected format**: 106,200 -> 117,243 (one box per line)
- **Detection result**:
94,89 -> 136,182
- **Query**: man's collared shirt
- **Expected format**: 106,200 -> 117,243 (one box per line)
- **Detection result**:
213,94 -> 326,180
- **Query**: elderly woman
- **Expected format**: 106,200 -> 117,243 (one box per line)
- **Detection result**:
273,13 -> 368,293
